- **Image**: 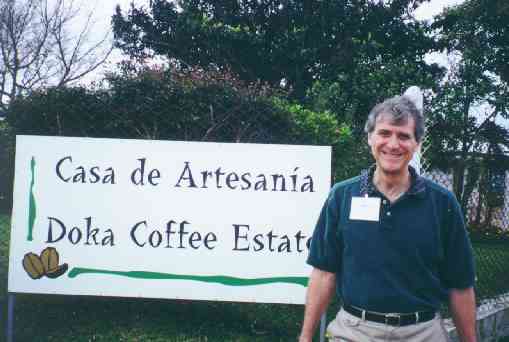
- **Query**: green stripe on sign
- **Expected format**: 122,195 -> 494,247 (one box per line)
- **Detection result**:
68,267 -> 308,287
27,157 -> 37,241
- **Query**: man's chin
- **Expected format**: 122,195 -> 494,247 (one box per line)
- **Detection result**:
378,163 -> 407,175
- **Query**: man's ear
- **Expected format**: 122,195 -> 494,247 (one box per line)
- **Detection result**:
367,133 -> 373,146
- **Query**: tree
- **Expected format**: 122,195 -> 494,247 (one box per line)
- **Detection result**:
306,48 -> 443,135
112,0 -> 436,100
0,0 -> 112,110
427,0 -> 509,221
434,0 -> 509,84
426,61 -> 509,213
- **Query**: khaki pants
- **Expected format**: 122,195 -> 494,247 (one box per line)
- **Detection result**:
326,309 -> 450,342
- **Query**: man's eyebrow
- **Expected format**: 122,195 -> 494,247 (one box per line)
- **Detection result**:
397,132 -> 412,137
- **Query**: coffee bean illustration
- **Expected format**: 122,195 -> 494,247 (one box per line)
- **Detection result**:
46,263 -> 69,278
22,248 -> 69,279
40,247 -> 59,273
22,253 -> 45,279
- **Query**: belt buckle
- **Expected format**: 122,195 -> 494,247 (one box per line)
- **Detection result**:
385,313 -> 401,326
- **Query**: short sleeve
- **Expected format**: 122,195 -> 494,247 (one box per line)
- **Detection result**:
440,194 -> 476,289
306,186 -> 343,273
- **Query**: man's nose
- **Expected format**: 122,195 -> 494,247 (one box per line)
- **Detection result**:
387,135 -> 399,148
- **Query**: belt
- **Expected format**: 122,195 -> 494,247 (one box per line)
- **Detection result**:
343,303 -> 436,327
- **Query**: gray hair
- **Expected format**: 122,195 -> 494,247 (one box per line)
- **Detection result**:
364,95 -> 425,142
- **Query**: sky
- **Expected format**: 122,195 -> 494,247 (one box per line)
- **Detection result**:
102,0 -> 466,22
413,0 -> 465,20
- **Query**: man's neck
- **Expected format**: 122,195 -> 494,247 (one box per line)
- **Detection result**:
373,167 -> 411,202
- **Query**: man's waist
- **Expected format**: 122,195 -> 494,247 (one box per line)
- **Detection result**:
343,303 -> 437,327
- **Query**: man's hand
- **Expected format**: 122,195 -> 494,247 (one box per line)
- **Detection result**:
449,287 -> 477,342
299,268 -> 336,342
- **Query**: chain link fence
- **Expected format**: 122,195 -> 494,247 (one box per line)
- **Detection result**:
421,135 -> 509,307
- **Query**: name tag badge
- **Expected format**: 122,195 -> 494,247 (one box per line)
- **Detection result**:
349,196 -> 381,222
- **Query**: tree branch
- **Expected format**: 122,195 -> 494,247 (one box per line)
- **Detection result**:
0,0 -> 113,107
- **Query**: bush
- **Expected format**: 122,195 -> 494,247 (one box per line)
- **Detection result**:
469,224 -> 509,243
272,99 -> 368,181
7,87 -> 112,138
8,68 -> 348,146
104,67 -> 297,143
0,121 -> 14,213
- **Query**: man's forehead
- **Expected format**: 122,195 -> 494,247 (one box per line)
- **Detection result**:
374,112 -> 415,129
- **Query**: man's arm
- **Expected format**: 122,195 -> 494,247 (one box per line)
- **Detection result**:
299,268 -> 336,342
449,287 -> 477,342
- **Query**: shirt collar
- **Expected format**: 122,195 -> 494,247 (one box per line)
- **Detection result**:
359,165 -> 426,199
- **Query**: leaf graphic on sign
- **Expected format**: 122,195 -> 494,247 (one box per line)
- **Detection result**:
27,157 -> 37,241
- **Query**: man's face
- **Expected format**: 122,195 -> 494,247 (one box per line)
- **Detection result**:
367,114 -> 420,175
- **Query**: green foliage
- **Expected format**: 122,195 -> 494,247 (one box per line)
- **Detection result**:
429,0 -> 509,165
0,121 -> 15,213
273,99 -> 343,146
425,0 -> 509,220
434,0 -> 509,84
7,87 -> 112,137
426,70 -> 509,217
472,242 -> 509,304
306,49 -> 443,135
7,68 -> 336,144
112,0 -> 436,100
0,215 -> 10,287
272,98 -> 365,180
469,224 -> 509,242
103,67 -> 297,143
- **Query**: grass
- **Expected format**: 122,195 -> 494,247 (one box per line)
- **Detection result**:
472,242 -> 509,302
1,214 -> 508,341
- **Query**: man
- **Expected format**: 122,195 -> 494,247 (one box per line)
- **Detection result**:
299,94 -> 477,342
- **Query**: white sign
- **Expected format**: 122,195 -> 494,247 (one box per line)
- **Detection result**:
8,136 -> 331,304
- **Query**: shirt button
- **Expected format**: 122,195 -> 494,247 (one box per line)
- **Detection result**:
383,200 -> 387,205
387,212 -> 391,216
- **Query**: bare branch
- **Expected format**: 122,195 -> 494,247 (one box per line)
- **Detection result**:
0,0 -> 113,108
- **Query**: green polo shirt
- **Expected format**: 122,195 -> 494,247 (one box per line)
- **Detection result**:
307,167 -> 475,313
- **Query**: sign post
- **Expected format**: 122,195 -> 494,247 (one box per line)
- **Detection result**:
7,293 -> 15,342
